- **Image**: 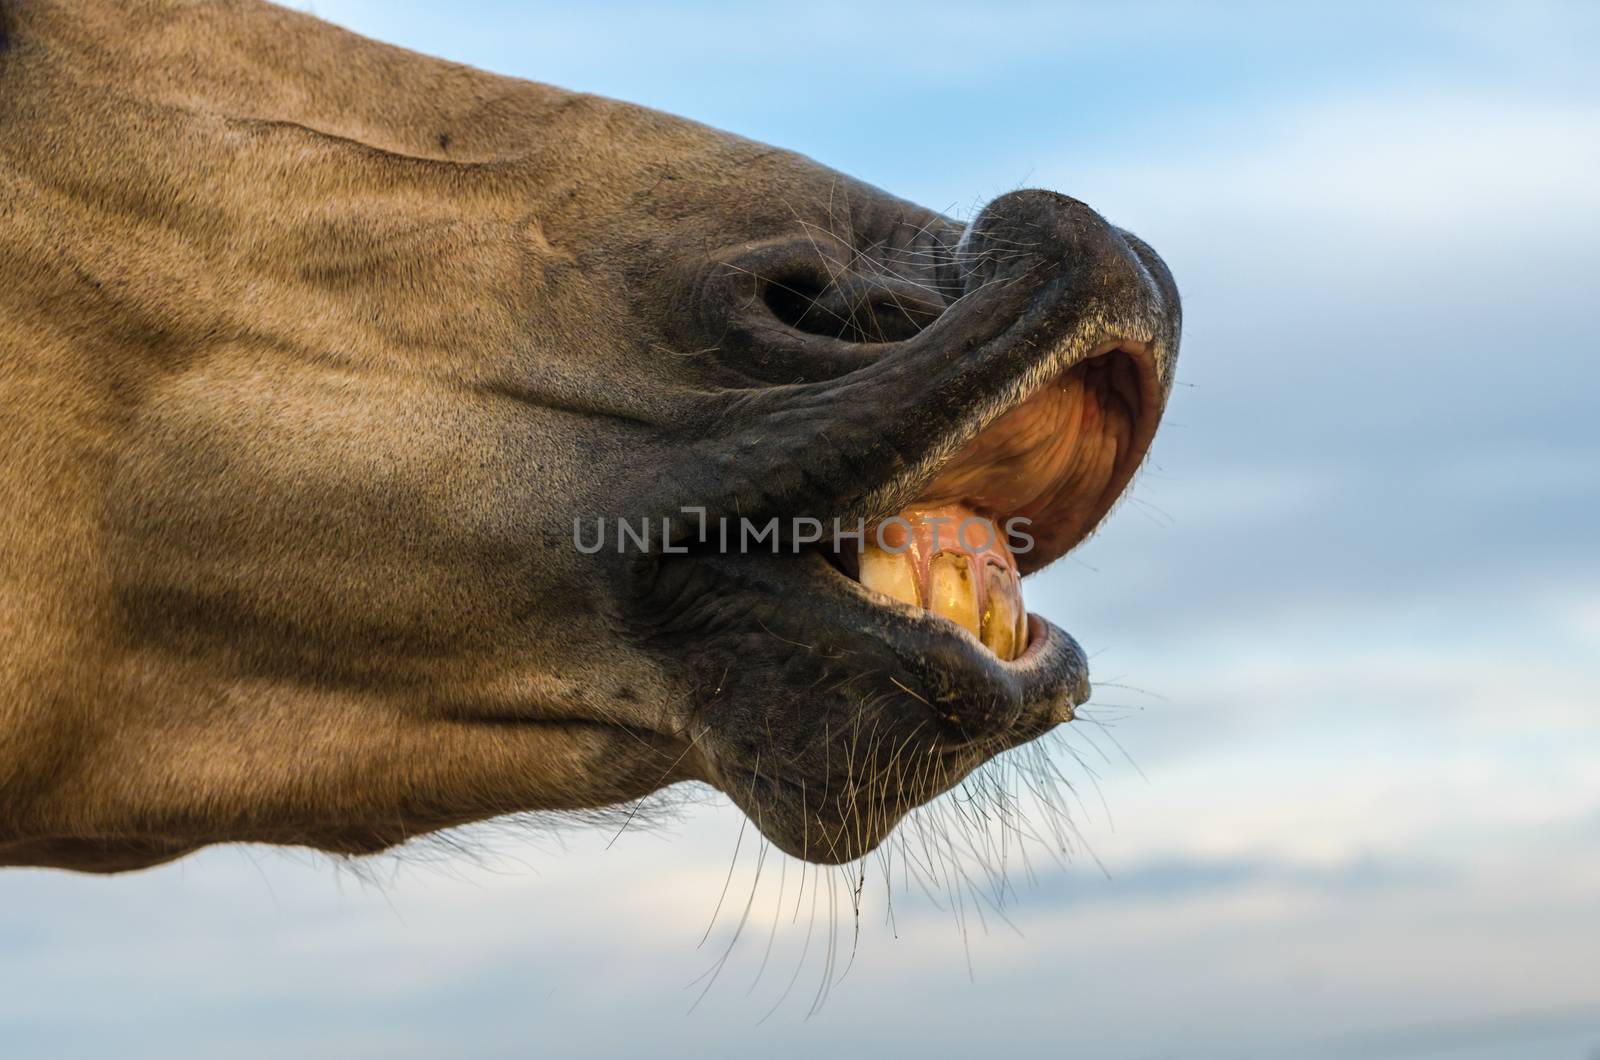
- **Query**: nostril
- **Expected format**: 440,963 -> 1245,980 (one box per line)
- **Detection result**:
760,269 -> 832,334
761,268 -> 943,344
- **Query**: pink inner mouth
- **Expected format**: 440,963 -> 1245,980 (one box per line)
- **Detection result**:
916,346 -> 1155,571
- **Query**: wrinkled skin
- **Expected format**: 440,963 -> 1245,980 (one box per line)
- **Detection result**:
0,0 -> 1180,872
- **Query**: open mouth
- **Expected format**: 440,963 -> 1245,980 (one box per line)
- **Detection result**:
630,189 -> 1179,862
821,344 -> 1160,667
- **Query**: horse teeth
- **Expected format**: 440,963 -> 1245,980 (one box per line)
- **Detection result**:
928,552 -> 981,638
981,564 -> 1021,660
858,544 -> 921,607
848,505 -> 1026,659
1014,591 -> 1029,656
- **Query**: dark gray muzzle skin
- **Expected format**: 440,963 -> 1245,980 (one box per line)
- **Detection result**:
614,190 -> 1182,862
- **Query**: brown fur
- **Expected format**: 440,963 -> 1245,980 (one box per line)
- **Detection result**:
0,0 -> 741,870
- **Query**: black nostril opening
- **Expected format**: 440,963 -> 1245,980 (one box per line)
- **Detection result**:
762,268 -> 940,345
761,270 -> 832,334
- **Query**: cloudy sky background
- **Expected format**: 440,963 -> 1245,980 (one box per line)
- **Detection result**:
5,3 -> 1597,1057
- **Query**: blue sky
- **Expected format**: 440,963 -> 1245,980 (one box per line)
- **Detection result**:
5,3 -> 1598,1058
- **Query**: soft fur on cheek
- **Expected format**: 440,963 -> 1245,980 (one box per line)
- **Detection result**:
0,0 -> 727,870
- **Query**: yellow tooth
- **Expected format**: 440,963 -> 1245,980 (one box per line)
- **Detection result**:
929,552 -> 980,638
981,565 -> 1020,660
1014,589 -> 1029,656
858,544 -> 920,607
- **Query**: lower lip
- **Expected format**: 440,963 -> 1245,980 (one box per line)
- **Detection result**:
1011,613 -> 1050,664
